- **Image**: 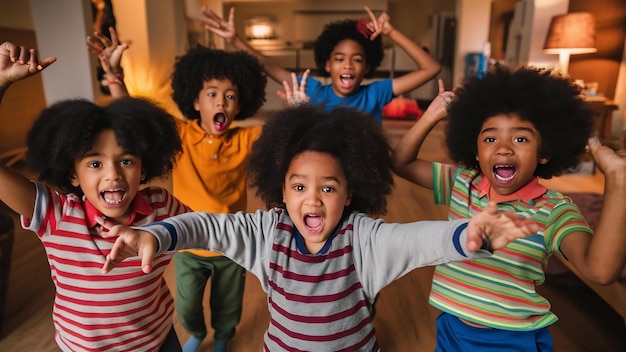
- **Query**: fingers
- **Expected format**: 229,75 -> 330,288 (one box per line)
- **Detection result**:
300,69 -> 310,91
438,79 -> 445,94
364,6 -> 376,22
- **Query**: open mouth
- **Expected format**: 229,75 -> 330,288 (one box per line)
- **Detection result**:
101,188 -> 127,205
303,214 -> 323,233
339,74 -> 354,89
493,165 -> 517,183
214,112 -> 227,131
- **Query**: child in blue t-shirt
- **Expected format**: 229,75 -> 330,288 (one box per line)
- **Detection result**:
198,5 -> 440,123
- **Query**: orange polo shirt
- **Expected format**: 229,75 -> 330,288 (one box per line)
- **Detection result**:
174,119 -> 263,257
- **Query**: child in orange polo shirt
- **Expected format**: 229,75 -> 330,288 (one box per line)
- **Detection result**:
87,28 -> 267,352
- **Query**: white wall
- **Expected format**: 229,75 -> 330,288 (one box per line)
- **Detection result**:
29,0 -> 97,105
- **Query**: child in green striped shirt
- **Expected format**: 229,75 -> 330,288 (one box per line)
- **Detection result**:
393,65 -> 626,351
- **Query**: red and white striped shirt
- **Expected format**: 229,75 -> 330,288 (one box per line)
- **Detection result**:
22,183 -> 189,351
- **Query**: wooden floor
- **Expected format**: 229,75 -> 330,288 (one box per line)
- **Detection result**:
0,119 -> 625,351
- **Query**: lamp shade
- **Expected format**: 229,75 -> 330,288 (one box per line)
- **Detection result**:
544,12 -> 597,55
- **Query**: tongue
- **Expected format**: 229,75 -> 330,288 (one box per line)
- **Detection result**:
103,190 -> 124,202
495,167 -> 515,178
304,215 -> 322,228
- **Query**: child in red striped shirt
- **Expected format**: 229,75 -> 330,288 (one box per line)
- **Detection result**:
0,41 -> 190,351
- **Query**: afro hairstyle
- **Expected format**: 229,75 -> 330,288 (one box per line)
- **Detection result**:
26,96 -> 182,195
171,45 -> 267,121
248,105 -> 394,216
445,64 -> 593,179
313,18 -> 384,78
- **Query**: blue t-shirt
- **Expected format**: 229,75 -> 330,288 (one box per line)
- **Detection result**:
301,75 -> 394,124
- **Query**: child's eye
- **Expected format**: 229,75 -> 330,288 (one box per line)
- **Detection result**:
208,92 -> 216,97
484,137 -> 496,143
353,58 -> 362,63
121,159 -> 134,166
226,94 -> 235,100
514,136 -> 529,143
294,184 -> 304,192
88,161 -> 102,168
322,186 -> 334,193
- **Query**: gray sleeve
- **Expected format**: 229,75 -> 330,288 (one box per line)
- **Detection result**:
350,214 -> 491,297
139,209 -> 276,288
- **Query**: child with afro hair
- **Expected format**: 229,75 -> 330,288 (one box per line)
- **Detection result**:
198,5 -> 440,123
393,65 -> 626,351
86,32 -> 268,351
0,41 -> 190,351
169,45 -> 267,352
102,104 -> 539,352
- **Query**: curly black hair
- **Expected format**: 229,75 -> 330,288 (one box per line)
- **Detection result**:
248,105 -> 394,216
446,65 -> 593,179
313,18 -> 384,78
171,45 -> 267,121
26,96 -> 182,195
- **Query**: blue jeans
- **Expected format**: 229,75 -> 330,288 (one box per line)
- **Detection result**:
435,312 -> 553,352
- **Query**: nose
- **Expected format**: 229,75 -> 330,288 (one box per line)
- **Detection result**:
495,141 -> 514,155
105,164 -> 123,181
304,190 -> 322,207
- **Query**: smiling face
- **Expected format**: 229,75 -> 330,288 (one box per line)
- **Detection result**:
325,39 -> 369,97
282,151 -> 353,253
194,78 -> 241,136
476,114 -> 547,197
70,129 -> 144,224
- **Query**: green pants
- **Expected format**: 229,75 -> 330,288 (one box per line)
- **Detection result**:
174,252 -> 246,342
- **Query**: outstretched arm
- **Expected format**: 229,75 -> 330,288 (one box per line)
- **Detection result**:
199,7 -> 292,85
560,137 -> 626,284
86,26 -> 129,98
363,6 -> 440,96
0,42 -> 56,218
392,79 -> 453,187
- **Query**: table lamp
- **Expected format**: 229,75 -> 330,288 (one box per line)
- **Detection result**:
543,12 -> 597,74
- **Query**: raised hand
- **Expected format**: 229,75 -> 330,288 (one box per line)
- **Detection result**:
466,201 -> 538,252
199,6 -> 236,42
588,135 -> 626,176
277,69 -> 310,107
364,6 -> 394,40
86,26 -> 127,76
423,79 -> 454,122
0,41 -> 56,87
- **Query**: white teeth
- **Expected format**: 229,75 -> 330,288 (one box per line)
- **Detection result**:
495,173 -> 515,182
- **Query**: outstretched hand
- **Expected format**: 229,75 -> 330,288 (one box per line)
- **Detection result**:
422,79 -> 454,122
0,42 -> 56,87
364,6 -> 394,40
588,135 -> 626,176
277,69 -> 310,107
466,201 -> 538,252
101,225 -> 158,274
86,26 -> 128,75
199,6 -> 236,42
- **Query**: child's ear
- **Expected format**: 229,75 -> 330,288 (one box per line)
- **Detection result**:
193,99 -> 200,111
539,157 -> 550,164
345,191 -> 353,206
70,173 -> 80,187
325,60 -> 331,73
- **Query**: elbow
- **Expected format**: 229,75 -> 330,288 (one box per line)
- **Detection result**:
584,269 -> 619,286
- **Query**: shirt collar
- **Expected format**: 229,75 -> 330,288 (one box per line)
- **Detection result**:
84,192 -> 153,228
476,176 -> 547,203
